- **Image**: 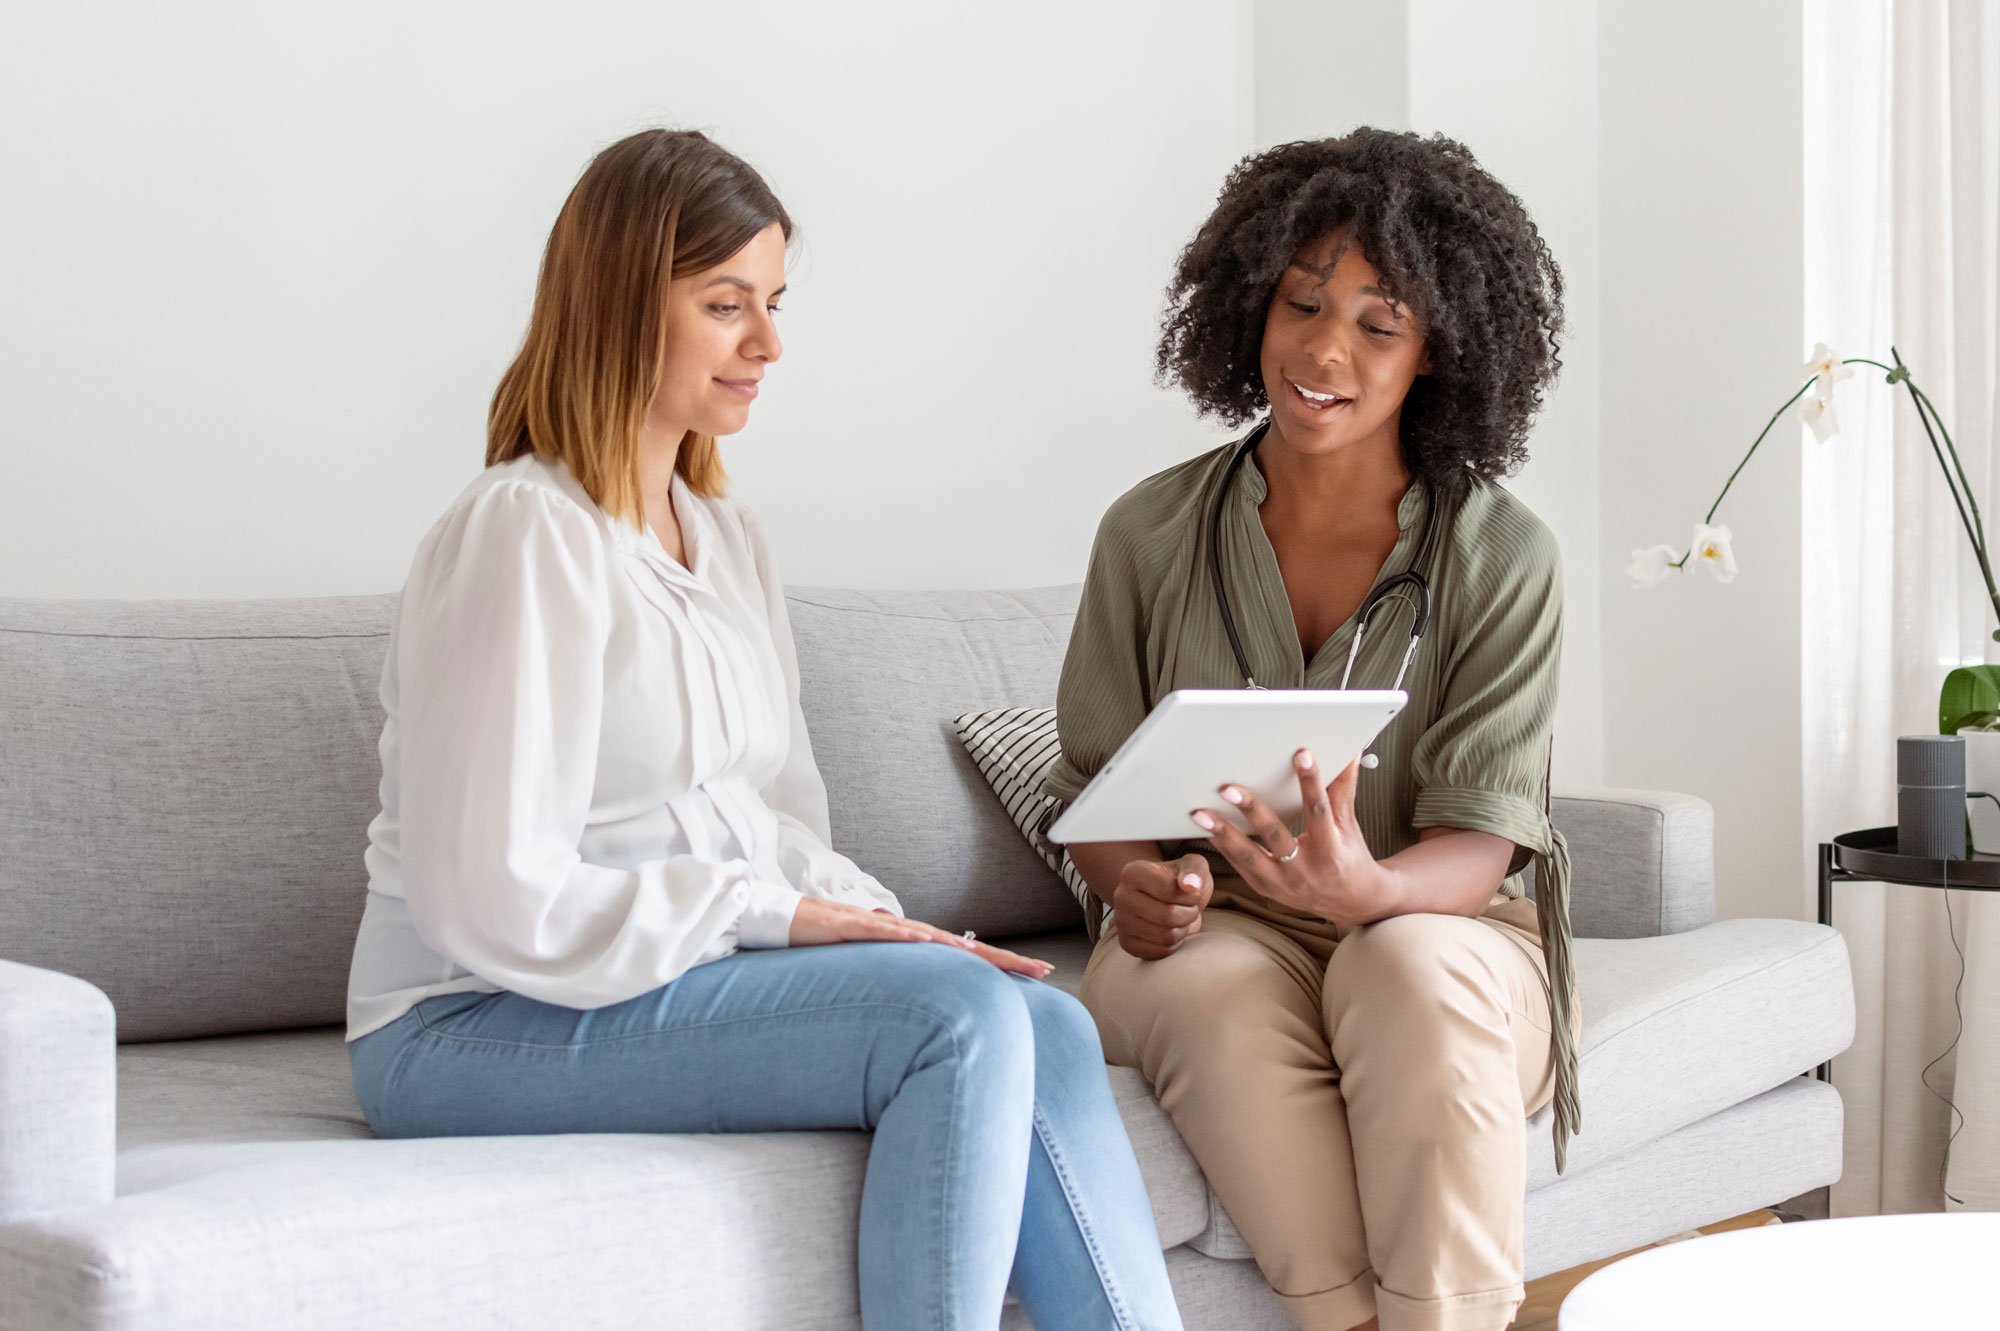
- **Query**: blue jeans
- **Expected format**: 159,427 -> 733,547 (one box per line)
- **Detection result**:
349,941 -> 1184,1331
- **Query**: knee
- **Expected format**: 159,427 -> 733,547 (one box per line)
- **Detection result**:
901,947 -> 1036,1072
1092,941 -> 1264,1049
1019,978 -> 1107,1069
1326,919 -> 1511,1060
1324,916 -> 1487,1023
1323,920 -> 1519,1125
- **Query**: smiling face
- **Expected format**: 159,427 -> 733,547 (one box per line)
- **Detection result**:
1259,226 -> 1431,457
647,221 -> 788,441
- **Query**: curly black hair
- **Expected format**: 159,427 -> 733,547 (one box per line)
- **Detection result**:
1157,127 -> 1564,499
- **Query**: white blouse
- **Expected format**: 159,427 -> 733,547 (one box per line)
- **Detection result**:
345,453 -> 903,1041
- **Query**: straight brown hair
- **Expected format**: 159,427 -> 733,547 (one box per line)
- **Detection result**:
486,129 -> 793,522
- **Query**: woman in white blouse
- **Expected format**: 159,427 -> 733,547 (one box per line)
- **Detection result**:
345,129 -> 1183,1331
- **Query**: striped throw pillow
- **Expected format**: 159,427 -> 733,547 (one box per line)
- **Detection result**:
952,706 -> 1108,939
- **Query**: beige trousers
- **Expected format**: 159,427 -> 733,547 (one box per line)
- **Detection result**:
1081,884 -> 1561,1331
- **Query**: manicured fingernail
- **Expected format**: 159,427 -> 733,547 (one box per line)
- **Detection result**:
1191,810 -> 1216,831
1221,787 -> 1245,805
1297,749 -> 1315,770
1180,873 -> 1202,889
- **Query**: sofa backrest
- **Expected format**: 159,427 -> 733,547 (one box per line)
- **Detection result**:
0,586 -> 1712,1045
784,587 -> 1085,940
0,588 -> 1083,1044
1,596 -> 397,1043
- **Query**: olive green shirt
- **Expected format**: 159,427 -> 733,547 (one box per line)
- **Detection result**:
1041,435 -> 1581,1172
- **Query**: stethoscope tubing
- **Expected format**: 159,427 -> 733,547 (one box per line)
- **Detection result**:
1209,421 -> 1443,693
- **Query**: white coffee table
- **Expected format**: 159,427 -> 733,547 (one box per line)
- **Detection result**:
1560,1213 -> 2000,1329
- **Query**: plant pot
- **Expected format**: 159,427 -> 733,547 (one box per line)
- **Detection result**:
1964,731 -> 2000,855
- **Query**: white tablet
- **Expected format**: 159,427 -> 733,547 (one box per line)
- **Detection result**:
1045,689 -> 1407,844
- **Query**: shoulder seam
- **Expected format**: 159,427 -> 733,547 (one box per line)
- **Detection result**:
455,476 -> 603,538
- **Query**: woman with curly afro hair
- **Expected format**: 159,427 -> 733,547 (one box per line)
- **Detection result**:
1041,128 -> 1577,1331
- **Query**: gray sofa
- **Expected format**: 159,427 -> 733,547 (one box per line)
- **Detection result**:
0,586 -> 1854,1330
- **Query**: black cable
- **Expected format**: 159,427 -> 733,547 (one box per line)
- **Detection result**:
1917,828 -> 1974,1209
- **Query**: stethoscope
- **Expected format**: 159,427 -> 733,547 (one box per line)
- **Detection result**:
1206,419 -> 1445,695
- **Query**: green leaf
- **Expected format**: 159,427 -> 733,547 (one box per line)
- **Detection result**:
1940,666 -> 2000,733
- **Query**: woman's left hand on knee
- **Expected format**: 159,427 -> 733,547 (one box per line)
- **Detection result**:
895,915 -> 1057,980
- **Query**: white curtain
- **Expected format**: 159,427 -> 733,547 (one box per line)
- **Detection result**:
1803,0 -> 2000,1214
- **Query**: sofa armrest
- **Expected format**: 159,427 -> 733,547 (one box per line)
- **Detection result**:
1546,788 -> 1716,939
0,960 -> 115,1225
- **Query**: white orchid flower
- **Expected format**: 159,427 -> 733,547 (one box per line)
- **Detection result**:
1801,392 -> 1840,443
1626,544 -> 1680,589
1690,523 -> 1738,582
1803,342 -> 1855,399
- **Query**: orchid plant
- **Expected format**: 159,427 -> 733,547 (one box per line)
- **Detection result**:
1627,343 -> 1998,622
1627,343 -> 2000,734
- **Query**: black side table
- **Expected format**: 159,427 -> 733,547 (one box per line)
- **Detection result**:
1817,827 -> 2000,1081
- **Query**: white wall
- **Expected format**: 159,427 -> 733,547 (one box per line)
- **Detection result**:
0,0 -> 1249,598
1597,2 -> 1806,922
1406,0 -> 1606,793
1252,0 -> 1408,142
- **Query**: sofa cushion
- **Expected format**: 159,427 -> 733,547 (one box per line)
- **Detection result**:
103,915 -> 1848,1216
17,1129 -> 879,1331
0,916 -> 1848,1328
101,924 -> 1850,1195
951,705 -> 1103,935
4,1021 -> 1206,1331
1011,918 -> 1852,1259
1521,920 -> 1852,1185
108,1025 -> 1209,1261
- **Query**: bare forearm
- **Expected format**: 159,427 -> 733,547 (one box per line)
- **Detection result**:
1362,829 -> 1515,923
1066,840 -> 1164,907
1075,826 -> 1510,929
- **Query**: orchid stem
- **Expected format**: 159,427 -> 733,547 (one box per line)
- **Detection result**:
1889,347 -> 2000,634
1669,380 -> 1815,570
1705,383 -> 1814,526
1910,381 -> 1987,555
1669,352 -> 1995,634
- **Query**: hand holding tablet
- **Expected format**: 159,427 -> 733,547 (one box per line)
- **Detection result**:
1045,689 -> 1406,845
1189,744 -> 1390,928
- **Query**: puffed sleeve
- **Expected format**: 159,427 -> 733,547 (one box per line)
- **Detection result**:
394,483 -> 803,1010
1042,501 -> 1155,808
739,506 -> 904,916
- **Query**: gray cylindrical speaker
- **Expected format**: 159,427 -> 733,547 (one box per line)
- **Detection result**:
1898,735 -> 1967,860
